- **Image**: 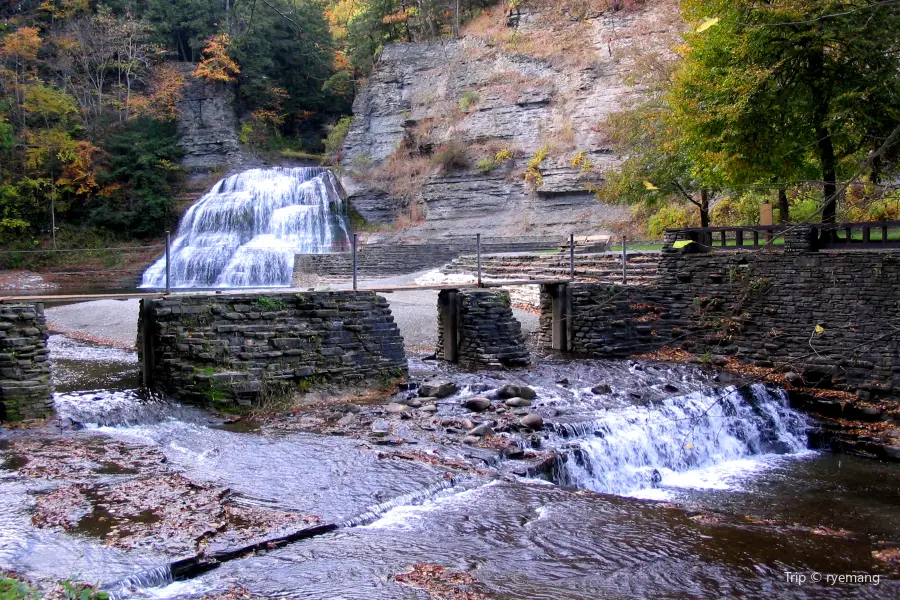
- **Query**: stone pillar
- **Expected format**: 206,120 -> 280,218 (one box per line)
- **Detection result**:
456,290 -> 530,370
784,225 -> 816,252
0,303 -> 54,421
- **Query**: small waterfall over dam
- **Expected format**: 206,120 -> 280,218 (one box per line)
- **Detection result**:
141,167 -> 350,288
547,384 -> 810,496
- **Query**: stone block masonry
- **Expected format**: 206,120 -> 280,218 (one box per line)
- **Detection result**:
138,292 -> 407,408
437,290 -> 530,370
0,304 -> 54,421
541,227 -> 900,401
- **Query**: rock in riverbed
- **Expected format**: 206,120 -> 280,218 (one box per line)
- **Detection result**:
419,381 -> 458,398
519,413 -> 544,430
463,397 -> 493,412
467,423 -> 494,437
505,397 -> 531,408
497,384 -> 536,400
591,383 -> 612,395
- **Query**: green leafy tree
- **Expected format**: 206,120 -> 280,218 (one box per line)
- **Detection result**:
670,0 -> 900,225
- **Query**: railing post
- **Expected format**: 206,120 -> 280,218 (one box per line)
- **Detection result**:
476,233 -> 482,287
352,233 -> 358,291
569,233 -> 575,279
165,231 -> 171,294
621,235 -> 627,285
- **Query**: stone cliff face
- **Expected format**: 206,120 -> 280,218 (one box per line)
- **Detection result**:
340,2 -> 680,238
176,64 -> 243,171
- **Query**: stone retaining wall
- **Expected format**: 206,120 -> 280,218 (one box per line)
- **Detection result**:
293,239 -> 559,283
0,304 -> 53,421
138,292 -> 407,408
543,228 -> 900,400
437,290 -> 530,370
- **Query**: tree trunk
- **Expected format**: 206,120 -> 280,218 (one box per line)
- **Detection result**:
818,126 -> 837,225
700,188 -> 710,228
778,186 -> 789,223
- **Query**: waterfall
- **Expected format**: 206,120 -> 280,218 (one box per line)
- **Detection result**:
141,167 -> 351,289
549,384 -> 809,496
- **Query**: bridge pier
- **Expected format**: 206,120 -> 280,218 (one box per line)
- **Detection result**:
0,303 -> 54,421
436,289 -> 530,369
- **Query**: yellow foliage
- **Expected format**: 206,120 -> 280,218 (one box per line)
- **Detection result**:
495,148 -> 513,163
194,34 -> 240,83
570,149 -> 592,172
524,145 -> 549,189
1,27 -> 42,62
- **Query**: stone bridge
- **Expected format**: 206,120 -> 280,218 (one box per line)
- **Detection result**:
0,284 -> 557,420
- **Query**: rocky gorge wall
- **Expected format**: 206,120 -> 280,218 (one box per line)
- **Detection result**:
0,304 -> 53,421
543,231 -> 900,401
176,64 -> 243,171
339,2 -> 680,236
138,292 -> 407,408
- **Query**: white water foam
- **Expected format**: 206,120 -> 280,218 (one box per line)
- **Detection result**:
141,167 -> 350,288
551,384 -> 810,498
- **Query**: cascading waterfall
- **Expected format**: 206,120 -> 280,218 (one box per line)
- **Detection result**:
141,167 -> 351,289
549,384 -> 809,495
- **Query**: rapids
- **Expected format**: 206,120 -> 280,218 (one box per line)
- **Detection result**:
0,337 -> 897,599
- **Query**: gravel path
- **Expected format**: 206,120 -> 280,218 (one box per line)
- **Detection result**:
44,271 -> 539,353
46,299 -> 141,349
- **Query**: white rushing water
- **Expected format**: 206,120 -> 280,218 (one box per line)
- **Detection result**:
141,167 -> 350,288
550,384 -> 810,498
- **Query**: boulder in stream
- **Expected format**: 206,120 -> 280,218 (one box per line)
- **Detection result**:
419,381 -> 458,398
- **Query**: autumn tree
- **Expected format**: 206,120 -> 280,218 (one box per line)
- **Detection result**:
194,33 -> 240,83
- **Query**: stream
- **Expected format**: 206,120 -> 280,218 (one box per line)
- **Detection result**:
0,335 -> 897,598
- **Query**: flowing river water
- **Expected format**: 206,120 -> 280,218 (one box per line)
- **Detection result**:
1,335 -> 898,599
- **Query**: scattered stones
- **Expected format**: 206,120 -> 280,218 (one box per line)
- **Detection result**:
663,384 -> 680,393
504,397 -> 531,408
418,381 -> 458,398
591,383 -> 612,395
467,423 -> 494,437
405,398 -> 423,408
463,397 -> 493,412
462,436 -> 481,445
337,413 -> 358,427
556,378 -> 569,386
419,404 -> 438,413
386,403 -> 409,414
519,413 -> 544,430
497,384 -> 536,400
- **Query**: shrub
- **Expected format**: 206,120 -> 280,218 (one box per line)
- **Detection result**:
432,141 -> 469,172
495,147 -> 513,163
476,158 -> 496,173
459,91 -> 480,112
570,149 -> 592,172
323,116 -> 354,160
646,204 -> 698,237
524,145 -> 549,189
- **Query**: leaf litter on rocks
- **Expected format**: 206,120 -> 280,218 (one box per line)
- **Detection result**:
33,473 -> 319,555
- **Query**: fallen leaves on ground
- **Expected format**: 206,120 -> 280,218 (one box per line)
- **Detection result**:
872,546 -> 900,570
7,437 -> 167,479
392,563 -> 486,600
376,450 -> 475,472
633,347 -> 694,362
32,474 -> 318,555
